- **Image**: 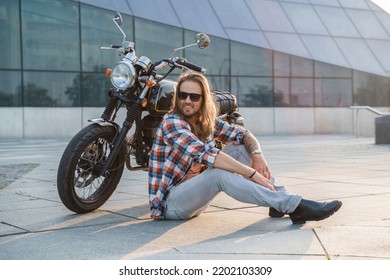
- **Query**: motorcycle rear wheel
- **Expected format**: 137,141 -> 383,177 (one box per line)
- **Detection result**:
57,124 -> 126,213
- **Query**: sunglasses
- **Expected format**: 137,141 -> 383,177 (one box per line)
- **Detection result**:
177,91 -> 202,102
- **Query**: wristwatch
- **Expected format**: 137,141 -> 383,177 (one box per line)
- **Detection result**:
250,149 -> 262,155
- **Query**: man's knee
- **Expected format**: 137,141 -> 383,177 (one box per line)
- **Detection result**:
223,144 -> 252,165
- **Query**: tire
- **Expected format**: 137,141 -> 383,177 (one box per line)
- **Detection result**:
57,124 -> 126,213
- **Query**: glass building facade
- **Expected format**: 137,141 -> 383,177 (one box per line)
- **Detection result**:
1,0 -> 390,109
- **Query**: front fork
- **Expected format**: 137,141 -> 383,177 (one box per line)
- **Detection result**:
99,101 -> 142,177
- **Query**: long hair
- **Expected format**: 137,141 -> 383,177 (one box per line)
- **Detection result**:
170,72 -> 219,141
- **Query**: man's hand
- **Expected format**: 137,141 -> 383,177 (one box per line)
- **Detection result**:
250,170 -> 275,191
252,153 -> 270,180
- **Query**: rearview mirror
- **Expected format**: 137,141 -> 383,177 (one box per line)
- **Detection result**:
195,33 -> 210,49
171,33 -> 210,58
113,12 -> 123,26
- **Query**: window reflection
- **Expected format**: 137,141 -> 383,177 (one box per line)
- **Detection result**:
274,78 -> 313,107
21,0 -> 80,71
231,42 -> 272,76
81,73 -> 112,107
315,79 -> 352,107
0,71 -> 22,107
0,0 -> 21,69
23,71 -> 80,107
135,18 -> 183,63
315,62 -> 352,78
231,77 -> 273,107
274,53 -> 313,77
353,71 -> 390,106
209,76 -> 231,94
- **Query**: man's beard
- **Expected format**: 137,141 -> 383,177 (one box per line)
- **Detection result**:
179,105 -> 198,119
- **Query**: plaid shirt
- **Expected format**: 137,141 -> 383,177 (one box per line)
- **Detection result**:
148,113 -> 247,220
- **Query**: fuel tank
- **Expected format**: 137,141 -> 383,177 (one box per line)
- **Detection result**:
147,79 -> 176,117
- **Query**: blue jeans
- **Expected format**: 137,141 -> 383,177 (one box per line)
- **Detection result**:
165,143 -> 302,219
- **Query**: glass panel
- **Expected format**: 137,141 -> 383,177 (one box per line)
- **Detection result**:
81,5 -> 134,72
366,40 -> 390,72
23,71 -> 80,107
274,53 -> 313,77
274,53 -> 290,77
231,77 -> 273,107
170,0 -> 226,37
315,78 -> 352,107
209,0 -> 259,29
231,42 -> 272,77
274,78 -> 314,107
346,10 -> 389,39
338,0 -> 369,9
335,38 -> 386,76
21,0 -> 80,71
128,0 -> 181,27
0,71 -> 22,106
281,3 -> 328,35
375,12 -> 390,35
135,18 -> 183,66
265,32 -> 310,58
0,0 -> 21,69
353,71 -> 390,106
184,31 -> 230,76
209,76 -> 231,94
300,35 -> 349,67
291,57 -> 313,77
309,0 -> 340,6
246,0 -> 295,32
315,62 -> 352,78
367,1 -> 383,11
314,6 -> 360,37
81,73 -> 112,107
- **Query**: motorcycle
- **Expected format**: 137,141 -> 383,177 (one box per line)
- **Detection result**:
57,12 -> 243,213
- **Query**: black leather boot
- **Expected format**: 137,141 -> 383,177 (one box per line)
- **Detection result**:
289,199 -> 342,224
269,207 -> 285,218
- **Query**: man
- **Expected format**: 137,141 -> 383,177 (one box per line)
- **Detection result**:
148,72 -> 342,224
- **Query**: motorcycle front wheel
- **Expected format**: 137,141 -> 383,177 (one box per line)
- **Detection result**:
57,124 -> 126,213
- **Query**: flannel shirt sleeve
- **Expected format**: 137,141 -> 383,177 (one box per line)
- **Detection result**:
213,118 -> 248,144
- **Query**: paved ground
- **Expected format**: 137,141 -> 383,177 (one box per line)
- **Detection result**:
0,135 -> 389,260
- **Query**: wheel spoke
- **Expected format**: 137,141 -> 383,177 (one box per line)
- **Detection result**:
72,138 -> 113,201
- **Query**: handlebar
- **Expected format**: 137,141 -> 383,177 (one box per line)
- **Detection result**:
174,58 -> 206,73
100,41 -> 135,53
153,57 -> 206,74
110,45 -> 122,49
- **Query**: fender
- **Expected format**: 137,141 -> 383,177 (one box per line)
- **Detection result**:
88,118 -> 129,158
88,118 -> 121,133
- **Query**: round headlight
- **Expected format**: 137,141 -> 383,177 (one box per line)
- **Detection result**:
110,61 -> 136,90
